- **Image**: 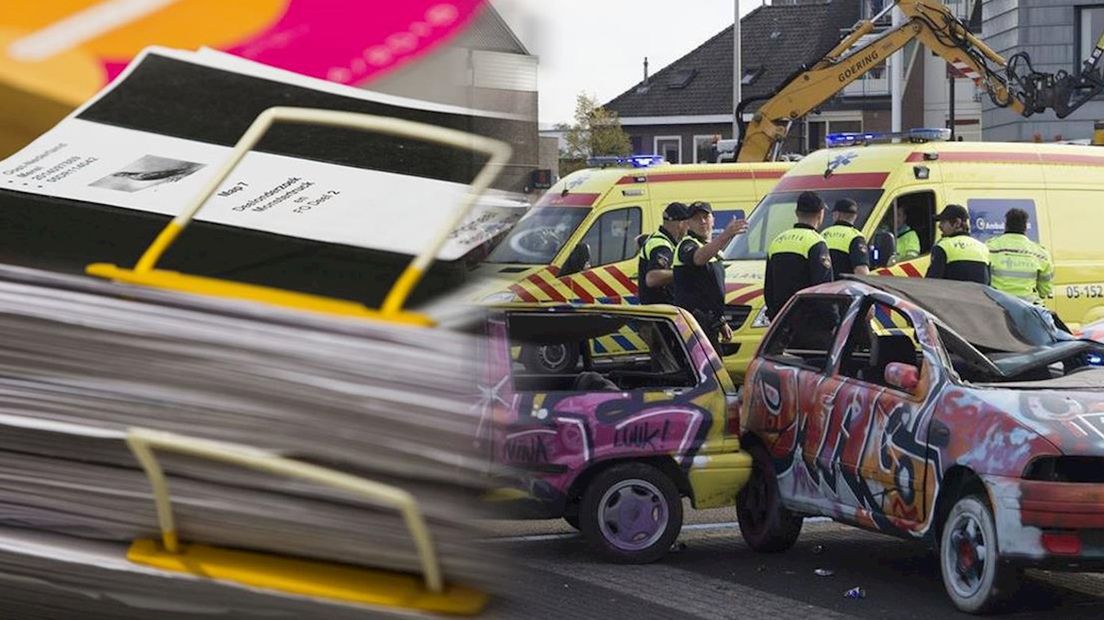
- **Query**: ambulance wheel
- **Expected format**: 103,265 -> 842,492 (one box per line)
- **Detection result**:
520,342 -> 578,374
579,463 -> 682,564
736,444 -> 802,552
939,494 -> 1019,614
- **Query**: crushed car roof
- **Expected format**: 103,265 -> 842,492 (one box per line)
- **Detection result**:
847,275 -> 1066,354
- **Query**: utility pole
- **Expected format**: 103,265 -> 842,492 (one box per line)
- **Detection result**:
733,0 -> 741,140
890,1 -> 902,133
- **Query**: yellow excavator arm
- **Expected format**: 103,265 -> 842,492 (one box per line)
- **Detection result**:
735,0 -> 1104,162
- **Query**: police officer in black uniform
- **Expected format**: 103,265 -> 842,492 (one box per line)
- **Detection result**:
822,198 -> 870,278
673,201 -> 748,352
764,191 -> 834,321
926,203 -> 990,284
637,202 -> 690,304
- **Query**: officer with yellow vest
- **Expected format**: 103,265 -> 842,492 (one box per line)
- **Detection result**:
822,198 -> 870,278
674,201 -> 748,351
894,202 -> 922,264
926,204 -> 990,284
986,208 -> 1053,303
637,202 -> 691,304
764,191 -> 834,320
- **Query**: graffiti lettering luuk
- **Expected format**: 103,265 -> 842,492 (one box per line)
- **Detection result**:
740,277 -> 1104,613
479,304 -> 752,563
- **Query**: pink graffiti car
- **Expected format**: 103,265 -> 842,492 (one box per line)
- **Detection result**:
479,303 -> 752,563
738,276 -> 1104,613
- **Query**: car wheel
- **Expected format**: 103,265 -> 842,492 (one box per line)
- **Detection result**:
736,444 -> 802,552
579,463 -> 682,564
939,494 -> 1019,614
520,342 -> 579,374
563,512 -> 580,530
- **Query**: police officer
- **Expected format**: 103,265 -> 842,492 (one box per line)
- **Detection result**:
926,204 -> 990,284
637,202 -> 690,304
894,202 -> 921,263
764,191 -> 833,320
822,198 -> 870,278
673,201 -> 748,351
986,208 -> 1053,303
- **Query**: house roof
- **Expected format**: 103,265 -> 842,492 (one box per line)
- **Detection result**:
456,3 -> 530,55
605,0 -> 860,118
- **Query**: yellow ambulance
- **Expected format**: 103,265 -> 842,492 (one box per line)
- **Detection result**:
476,158 -> 792,306
719,130 -> 1104,379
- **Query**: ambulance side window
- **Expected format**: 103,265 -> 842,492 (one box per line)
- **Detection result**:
874,191 -> 936,260
578,207 -> 643,267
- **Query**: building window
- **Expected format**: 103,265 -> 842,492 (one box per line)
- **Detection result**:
693,135 -> 719,163
630,135 -> 644,154
654,136 -> 682,163
1078,6 -> 1104,67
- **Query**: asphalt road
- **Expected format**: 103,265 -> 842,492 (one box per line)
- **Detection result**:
480,506 -> 1104,619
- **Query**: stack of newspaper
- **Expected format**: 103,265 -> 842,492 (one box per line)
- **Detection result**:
0,47 -> 515,617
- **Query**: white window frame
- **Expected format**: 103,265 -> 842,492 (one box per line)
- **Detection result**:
692,135 -> 718,163
654,135 -> 682,164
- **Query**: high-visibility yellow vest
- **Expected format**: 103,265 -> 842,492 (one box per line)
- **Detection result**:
986,233 -> 1054,302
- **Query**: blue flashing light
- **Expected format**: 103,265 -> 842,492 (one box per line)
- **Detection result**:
586,154 -> 666,168
825,127 -> 953,148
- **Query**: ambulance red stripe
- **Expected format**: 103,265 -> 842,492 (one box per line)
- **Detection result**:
510,283 -> 537,302
899,263 -> 923,277
606,265 -> 637,292
528,272 -> 566,302
582,270 -> 619,297
535,192 -> 600,207
773,172 -> 889,191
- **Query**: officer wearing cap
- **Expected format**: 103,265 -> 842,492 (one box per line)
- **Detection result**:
764,191 -> 833,320
637,202 -> 690,304
673,201 -> 748,351
822,198 -> 870,278
926,203 -> 990,284
986,208 -> 1053,303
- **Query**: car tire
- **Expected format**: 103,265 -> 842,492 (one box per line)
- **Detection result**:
939,494 -> 1019,614
578,462 -> 682,564
736,444 -> 802,552
563,512 -> 580,530
520,342 -> 579,374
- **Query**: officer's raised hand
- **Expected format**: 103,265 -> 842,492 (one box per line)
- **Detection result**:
724,216 -> 748,237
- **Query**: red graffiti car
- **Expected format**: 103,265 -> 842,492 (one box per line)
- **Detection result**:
737,276 -> 1104,613
478,303 -> 752,563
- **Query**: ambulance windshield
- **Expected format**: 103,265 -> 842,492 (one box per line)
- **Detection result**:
485,206 -> 589,264
724,189 -> 883,260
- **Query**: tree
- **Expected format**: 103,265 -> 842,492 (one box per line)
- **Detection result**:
561,93 -> 631,164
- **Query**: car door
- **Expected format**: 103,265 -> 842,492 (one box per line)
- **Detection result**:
827,297 -> 936,527
753,295 -> 852,512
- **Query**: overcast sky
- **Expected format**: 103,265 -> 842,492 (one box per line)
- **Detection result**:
491,0 -> 765,127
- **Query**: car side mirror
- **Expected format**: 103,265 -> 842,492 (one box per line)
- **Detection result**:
885,362 -> 919,392
561,242 -> 591,276
870,230 -> 896,268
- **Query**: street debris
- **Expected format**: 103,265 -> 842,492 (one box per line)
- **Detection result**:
844,587 -> 866,600
814,569 -> 834,577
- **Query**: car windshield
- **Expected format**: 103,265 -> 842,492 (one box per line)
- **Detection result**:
724,189 -> 884,260
485,206 -> 588,265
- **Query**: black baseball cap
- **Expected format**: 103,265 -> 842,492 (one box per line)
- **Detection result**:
796,191 -> 826,213
663,202 -> 691,221
935,204 -> 969,222
687,201 -> 713,216
832,198 -> 858,214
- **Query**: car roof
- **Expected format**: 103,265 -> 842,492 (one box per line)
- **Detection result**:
491,302 -> 684,319
812,276 -> 1064,354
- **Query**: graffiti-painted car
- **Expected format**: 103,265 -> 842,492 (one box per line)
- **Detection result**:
481,303 -> 751,563
738,276 -> 1104,613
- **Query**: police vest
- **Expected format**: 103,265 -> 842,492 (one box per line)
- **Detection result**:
767,227 -> 824,260
938,234 -> 989,265
637,229 -> 677,304
897,227 -> 921,261
673,234 -> 725,318
986,233 -> 1053,302
822,223 -> 864,276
